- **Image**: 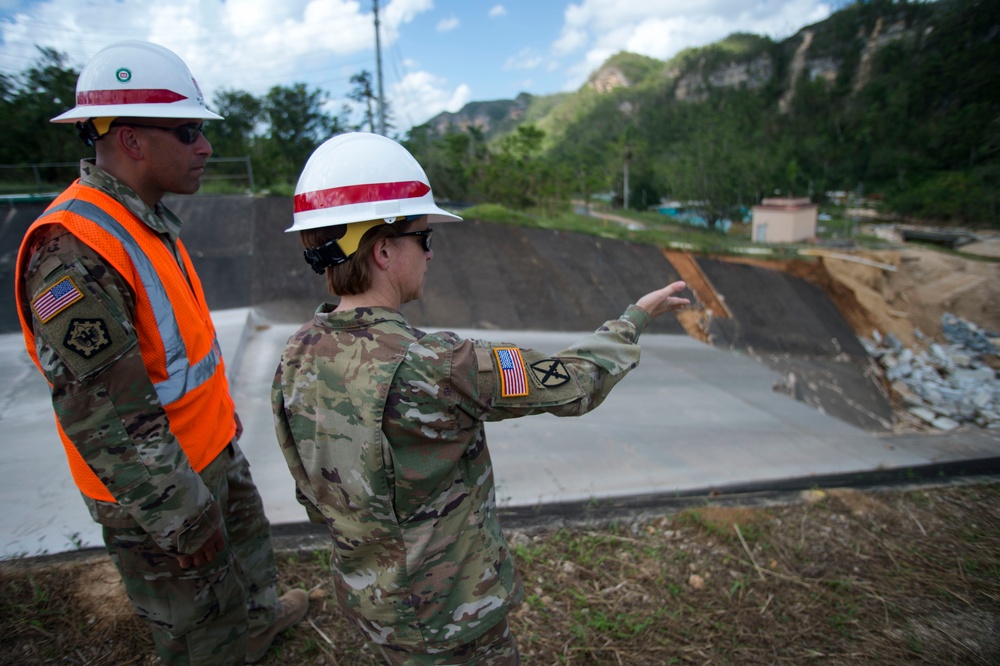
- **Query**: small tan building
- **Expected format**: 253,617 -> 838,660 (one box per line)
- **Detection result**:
751,197 -> 818,243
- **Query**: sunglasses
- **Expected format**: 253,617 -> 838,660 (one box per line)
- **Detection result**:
396,228 -> 433,252
111,122 -> 205,145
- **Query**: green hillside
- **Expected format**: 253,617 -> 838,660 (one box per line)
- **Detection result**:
408,0 -> 1000,227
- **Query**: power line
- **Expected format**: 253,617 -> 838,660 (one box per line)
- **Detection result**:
386,39 -> 419,133
0,4 -> 424,129
373,0 -> 386,135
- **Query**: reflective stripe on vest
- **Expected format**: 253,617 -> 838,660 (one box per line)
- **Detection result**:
15,183 -> 236,502
39,198 -> 222,405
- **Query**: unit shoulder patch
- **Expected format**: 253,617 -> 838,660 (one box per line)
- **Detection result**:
29,267 -> 136,379
529,359 -> 571,388
64,318 -> 112,358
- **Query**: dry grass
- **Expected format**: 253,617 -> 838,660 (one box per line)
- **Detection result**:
2,481 -> 999,665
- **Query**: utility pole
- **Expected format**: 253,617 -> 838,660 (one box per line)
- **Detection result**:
623,139 -> 631,211
373,0 -> 387,135
621,103 -> 634,211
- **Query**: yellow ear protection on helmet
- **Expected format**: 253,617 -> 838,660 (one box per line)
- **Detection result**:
302,220 -> 381,273
75,117 -> 116,146
303,216 -> 428,274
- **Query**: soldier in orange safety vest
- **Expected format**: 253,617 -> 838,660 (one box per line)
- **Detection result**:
14,40 -> 307,665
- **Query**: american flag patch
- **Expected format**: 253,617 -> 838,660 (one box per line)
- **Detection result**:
495,347 -> 529,397
32,277 -> 84,323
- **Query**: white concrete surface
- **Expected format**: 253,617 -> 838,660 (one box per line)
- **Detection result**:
2,307 -> 997,560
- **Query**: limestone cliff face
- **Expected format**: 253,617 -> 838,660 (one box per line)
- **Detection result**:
421,6 -> 927,134
587,65 -> 631,94
779,30 -> 815,113
672,15 -> 914,109
853,17 -> 910,93
427,93 -> 533,135
664,11 -> 917,112
777,16 -> 912,112
673,54 -> 775,102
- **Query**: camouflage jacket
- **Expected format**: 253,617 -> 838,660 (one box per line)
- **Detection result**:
17,160 -> 225,556
272,303 -> 651,650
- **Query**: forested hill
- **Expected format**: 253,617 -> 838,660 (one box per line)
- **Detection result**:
410,0 -> 999,226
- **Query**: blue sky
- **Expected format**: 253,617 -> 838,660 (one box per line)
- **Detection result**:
0,0 -> 840,133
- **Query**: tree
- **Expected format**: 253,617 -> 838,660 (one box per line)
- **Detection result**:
258,83 -> 344,186
206,89 -> 262,158
437,130 -> 473,201
663,97 -> 762,230
485,124 -> 547,208
348,70 -> 376,133
0,47 -> 79,173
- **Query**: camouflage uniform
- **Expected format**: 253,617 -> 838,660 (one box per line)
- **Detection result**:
273,302 -> 651,661
17,160 -> 280,665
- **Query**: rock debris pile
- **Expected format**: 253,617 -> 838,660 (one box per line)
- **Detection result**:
862,314 -> 1000,431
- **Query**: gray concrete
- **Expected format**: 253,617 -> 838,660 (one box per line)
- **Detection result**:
4,307 -> 998,560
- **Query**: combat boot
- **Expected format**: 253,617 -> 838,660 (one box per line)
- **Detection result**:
246,588 -> 310,663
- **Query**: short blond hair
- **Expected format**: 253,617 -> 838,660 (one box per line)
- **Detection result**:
300,219 -> 416,296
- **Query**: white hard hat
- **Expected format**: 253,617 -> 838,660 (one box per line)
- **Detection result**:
289,132 -> 462,234
51,40 -> 222,123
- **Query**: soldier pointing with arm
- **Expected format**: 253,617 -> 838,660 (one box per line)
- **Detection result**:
14,41 -> 307,665
272,132 -> 689,664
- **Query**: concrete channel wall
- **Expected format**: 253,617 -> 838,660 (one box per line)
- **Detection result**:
1,194 -> 891,430
2,194 -> 690,335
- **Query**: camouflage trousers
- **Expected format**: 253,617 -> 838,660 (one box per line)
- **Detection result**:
102,442 -> 279,665
375,617 -> 520,665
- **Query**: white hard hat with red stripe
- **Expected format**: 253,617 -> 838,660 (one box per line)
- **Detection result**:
288,132 -> 462,234
51,40 -> 222,123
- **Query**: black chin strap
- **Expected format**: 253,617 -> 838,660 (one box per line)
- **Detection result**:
303,238 -> 348,274
75,120 -> 101,147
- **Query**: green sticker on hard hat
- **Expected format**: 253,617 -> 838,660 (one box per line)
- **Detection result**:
116,67 -> 132,83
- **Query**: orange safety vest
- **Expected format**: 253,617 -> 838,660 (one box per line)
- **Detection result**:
15,181 -> 236,502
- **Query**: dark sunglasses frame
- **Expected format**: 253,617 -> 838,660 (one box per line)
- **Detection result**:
396,228 -> 433,252
111,121 -> 205,145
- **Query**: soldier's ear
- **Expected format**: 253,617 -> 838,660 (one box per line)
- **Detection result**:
113,126 -> 145,160
372,237 -> 393,270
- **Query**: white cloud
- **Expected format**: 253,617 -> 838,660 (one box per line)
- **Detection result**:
624,15 -> 730,60
383,0 -> 434,26
390,70 -> 471,129
504,47 -> 543,71
0,0 -> 440,128
447,84 -> 472,112
553,0 -> 833,91
552,2 -> 590,57
0,0 -> 839,131
437,16 -> 460,32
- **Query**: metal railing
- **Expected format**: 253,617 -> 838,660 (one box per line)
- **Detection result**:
0,156 -> 254,192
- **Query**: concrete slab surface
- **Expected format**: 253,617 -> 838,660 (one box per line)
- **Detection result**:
3,307 -> 998,560
4,198 -> 997,562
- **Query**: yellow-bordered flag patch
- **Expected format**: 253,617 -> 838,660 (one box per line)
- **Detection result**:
495,347 -> 529,397
32,277 -> 84,323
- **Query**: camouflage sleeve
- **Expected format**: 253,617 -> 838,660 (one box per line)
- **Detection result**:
271,362 -> 326,525
21,226 -> 222,556
470,304 -> 651,420
410,305 -> 651,422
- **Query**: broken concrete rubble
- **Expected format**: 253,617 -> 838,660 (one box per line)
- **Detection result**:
861,314 -> 1000,431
